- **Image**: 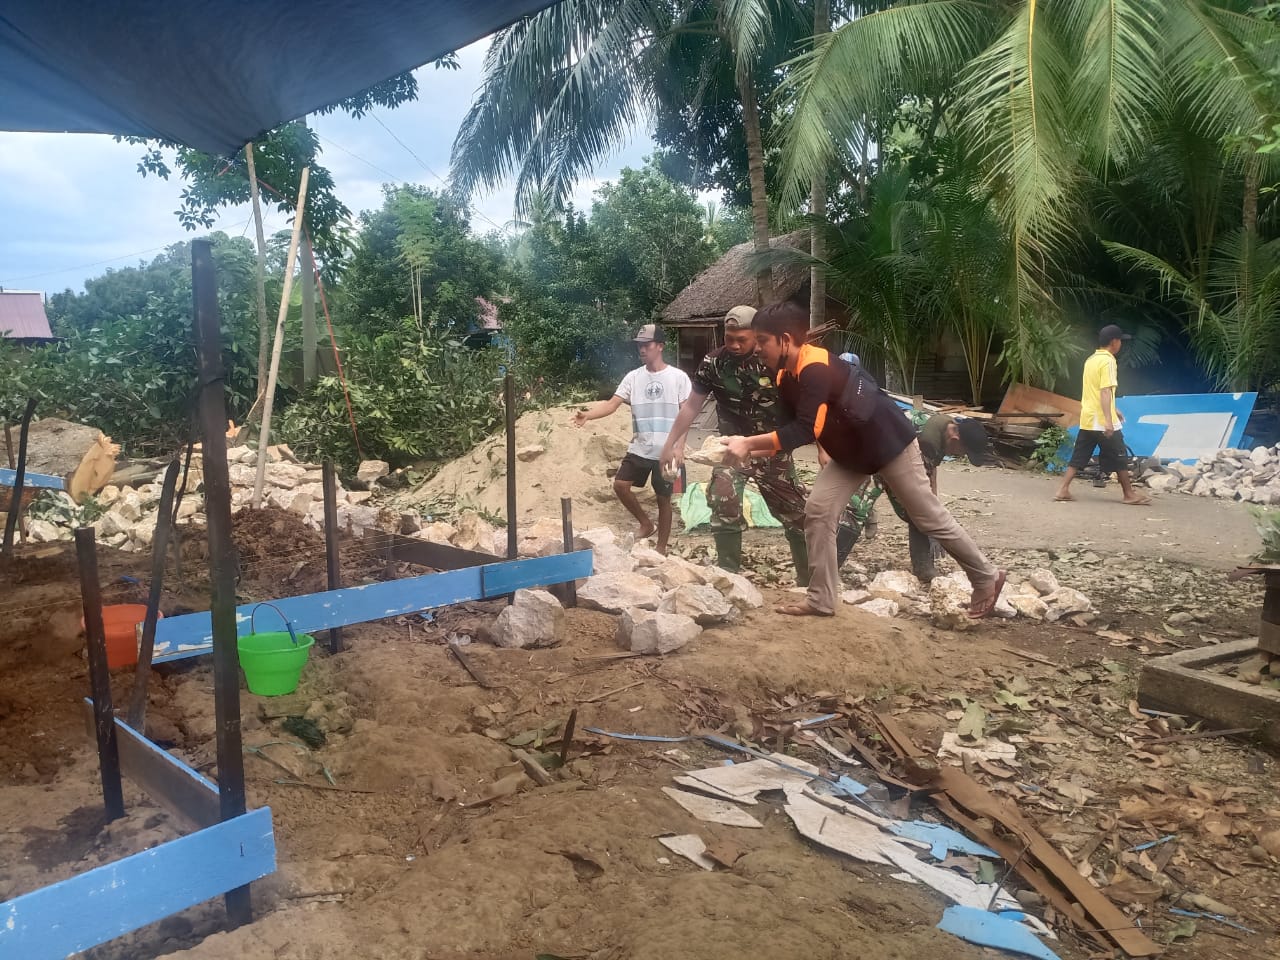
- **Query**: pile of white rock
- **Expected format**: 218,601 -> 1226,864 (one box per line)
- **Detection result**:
1146,445 -> 1280,505
21,447 -> 380,552
835,567 -> 1094,629
468,524 -> 763,653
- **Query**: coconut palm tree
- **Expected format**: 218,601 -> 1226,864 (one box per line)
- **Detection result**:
449,0 -> 807,304
776,0 -> 1280,383
1107,230 -> 1280,391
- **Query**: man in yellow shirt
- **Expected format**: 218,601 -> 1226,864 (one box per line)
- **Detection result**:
1054,324 -> 1151,505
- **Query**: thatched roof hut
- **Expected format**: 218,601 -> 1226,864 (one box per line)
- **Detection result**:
661,229 -> 814,325
660,229 -> 852,373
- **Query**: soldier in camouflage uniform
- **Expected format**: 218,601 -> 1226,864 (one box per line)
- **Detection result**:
852,409 -> 991,581
660,306 -> 858,582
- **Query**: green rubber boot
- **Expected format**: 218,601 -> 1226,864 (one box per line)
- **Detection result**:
714,531 -> 743,573
785,528 -> 810,587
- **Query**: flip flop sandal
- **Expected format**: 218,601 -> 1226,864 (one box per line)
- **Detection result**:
968,570 -> 1008,620
775,603 -> 834,618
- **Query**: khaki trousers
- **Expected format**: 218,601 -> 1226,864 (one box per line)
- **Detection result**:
804,440 -> 998,614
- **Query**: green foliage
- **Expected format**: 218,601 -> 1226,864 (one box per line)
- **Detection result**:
498,160 -> 720,392
1031,425 -> 1071,473
3,235 -> 259,455
1252,507 -> 1280,563
277,328 -> 504,471
337,185 -> 501,337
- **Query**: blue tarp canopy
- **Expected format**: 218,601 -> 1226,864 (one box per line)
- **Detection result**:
0,1 -> 555,154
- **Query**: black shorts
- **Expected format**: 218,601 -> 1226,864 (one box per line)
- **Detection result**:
616,452 -> 674,498
1068,429 -> 1129,473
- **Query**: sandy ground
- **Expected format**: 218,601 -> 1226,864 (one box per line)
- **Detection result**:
2,453 -> 1279,960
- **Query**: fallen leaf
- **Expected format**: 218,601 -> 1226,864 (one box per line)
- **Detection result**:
1161,919 -> 1196,944
703,838 -> 745,869
1106,876 -> 1165,904
977,759 -> 1016,779
1162,623 -> 1186,637
945,709 -> 965,722
994,689 -> 1034,711
957,702 -> 986,741
1097,629 -> 1134,643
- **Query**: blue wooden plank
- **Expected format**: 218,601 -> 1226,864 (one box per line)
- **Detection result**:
0,807 -> 276,960
481,550 -> 593,597
0,467 -> 64,490
152,551 -> 594,663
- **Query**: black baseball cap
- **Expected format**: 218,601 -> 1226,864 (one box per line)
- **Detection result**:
633,323 -> 667,343
956,419 -> 990,466
1098,324 -> 1133,346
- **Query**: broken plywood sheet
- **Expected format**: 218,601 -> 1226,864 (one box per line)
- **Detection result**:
658,834 -> 715,871
997,383 -> 1080,429
661,787 -> 763,828
676,754 -> 821,804
785,792 -> 1016,911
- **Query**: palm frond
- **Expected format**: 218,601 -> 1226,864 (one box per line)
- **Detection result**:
773,0 -> 1000,208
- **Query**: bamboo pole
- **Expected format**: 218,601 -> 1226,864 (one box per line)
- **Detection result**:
252,166 -> 310,509
245,144 -> 271,395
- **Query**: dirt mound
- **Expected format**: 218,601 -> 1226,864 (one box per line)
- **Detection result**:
403,405 -> 715,530
231,506 -> 331,595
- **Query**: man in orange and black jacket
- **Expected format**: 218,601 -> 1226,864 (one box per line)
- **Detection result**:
723,301 -> 1006,620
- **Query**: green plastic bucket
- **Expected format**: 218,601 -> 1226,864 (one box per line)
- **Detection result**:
237,631 -> 315,696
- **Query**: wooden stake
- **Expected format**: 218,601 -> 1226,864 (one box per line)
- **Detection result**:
126,459 -> 180,730
322,460 -> 343,653
76,527 -> 125,821
252,165 -> 310,508
2,397 -> 37,554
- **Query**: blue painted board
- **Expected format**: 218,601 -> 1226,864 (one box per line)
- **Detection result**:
480,552 -> 592,596
938,905 -> 1061,960
0,467 -> 64,490
0,807 -> 276,959
152,550 -> 593,662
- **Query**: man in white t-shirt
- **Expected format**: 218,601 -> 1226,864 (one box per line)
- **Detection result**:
572,324 -> 692,554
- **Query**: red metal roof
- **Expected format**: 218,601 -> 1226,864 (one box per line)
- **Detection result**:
0,291 -> 53,339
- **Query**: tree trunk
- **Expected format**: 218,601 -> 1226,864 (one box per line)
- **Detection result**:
245,144 -> 271,392
737,70 -> 772,306
1244,154 -> 1260,237
809,0 -> 831,330
300,233 -> 317,382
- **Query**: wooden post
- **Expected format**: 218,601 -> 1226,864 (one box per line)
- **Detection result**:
126,459 -> 181,730
75,527 -> 125,821
2,397 -> 37,554
322,461 -> 343,653
191,238 -> 252,927
561,496 -> 577,608
169,438 -> 195,580
252,166 -> 311,508
504,374 -> 517,562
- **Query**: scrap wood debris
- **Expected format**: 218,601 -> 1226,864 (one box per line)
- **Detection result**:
588,663 -> 1280,960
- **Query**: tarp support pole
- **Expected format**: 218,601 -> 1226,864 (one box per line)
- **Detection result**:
323,460 -> 343,653
2,396 -> 37,554
192,238 -> 252,927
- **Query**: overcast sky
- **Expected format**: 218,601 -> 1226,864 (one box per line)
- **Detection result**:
0,39 -> 652,297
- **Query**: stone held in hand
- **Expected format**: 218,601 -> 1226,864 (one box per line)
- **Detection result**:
684,434 -> 738,467
493,589 -> 565,649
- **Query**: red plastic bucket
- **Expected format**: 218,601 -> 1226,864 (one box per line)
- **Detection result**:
81,604 -> 164,669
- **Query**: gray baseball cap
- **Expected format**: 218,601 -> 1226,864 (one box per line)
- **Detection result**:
724,305 -> 756,330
